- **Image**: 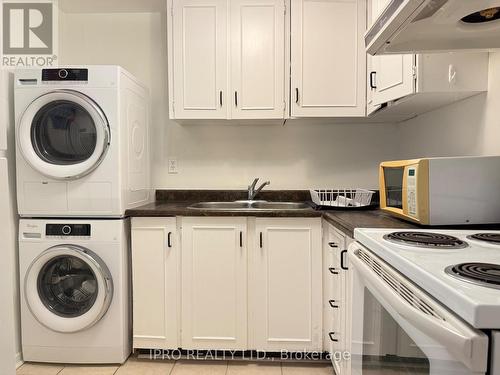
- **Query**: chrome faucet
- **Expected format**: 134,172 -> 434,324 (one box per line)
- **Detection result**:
247,178 -> 270,200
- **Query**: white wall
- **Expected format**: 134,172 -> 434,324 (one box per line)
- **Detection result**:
398,53 -> 500,157
59,11 -> 400,190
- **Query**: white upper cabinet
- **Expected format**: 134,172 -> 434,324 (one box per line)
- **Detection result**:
368,0 -> 414,109
172,0 -> 228,119
366,0 -> 488,120
230,0 -> 286,119
169,0 -> 286,120
291,0 -> 366,117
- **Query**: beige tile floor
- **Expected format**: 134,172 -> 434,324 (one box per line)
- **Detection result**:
17,356 -> 334,375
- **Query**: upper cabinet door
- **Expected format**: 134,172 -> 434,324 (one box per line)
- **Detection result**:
230,0 -> 286,119
291,0 -> 366,117
369,0 -> 415,107
172,0 -> 228,119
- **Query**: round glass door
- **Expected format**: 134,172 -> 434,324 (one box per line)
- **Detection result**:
37,255 -> 99,318
18,90 -> 110,180
25,245 -> 113,333
31,101 -> 98,166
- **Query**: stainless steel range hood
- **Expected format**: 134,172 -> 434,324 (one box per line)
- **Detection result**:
366,0 -> 500,55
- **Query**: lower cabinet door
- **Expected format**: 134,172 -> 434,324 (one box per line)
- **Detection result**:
181,217 -> 248,350
250,218 -> 322,352
131,217 -> 179,349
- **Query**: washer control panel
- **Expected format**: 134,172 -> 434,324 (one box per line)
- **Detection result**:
42,68 -> 88,82
46,224 -> 91,237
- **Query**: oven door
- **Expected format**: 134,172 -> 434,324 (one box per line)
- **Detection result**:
349,243 -> 488,375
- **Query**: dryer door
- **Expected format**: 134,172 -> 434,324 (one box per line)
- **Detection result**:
25,245 -> 113,333
17,90 -> 110,180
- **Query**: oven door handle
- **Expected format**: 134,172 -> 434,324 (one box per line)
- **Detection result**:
350,249 -> 488,373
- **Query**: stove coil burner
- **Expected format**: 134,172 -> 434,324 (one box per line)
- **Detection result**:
383,231 -> 468,249
467,233 -> 500,245
445,263 -> 500,289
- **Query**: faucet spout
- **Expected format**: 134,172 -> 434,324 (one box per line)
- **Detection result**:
247,178 -> 270,200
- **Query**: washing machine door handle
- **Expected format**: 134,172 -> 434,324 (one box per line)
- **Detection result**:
17,89 -> 111,180
24,245 -> 114,333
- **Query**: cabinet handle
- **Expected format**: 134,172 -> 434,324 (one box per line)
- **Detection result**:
240,231 -> 243,247
295,88 -> 299,104
167,232 -> 172,248
370,71 -> 377,89
259,232 -> 263,248
220,91 -> 223,107
341,250 -> 349,271
329,267 -> 339,275
328,242 -> 338,248
235,91 -> 238,107
329,300 -> 339,309
328,332 -> 338,342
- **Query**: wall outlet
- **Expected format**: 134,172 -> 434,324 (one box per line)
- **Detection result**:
168,158 -> 178,174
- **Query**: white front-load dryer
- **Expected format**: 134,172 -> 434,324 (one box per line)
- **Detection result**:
19,219 -> 131,364
15,66 -> 151,217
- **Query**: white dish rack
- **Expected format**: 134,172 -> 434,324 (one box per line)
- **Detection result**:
310,189 -> 375,209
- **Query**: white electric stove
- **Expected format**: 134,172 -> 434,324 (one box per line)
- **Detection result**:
348,228 -> 500,375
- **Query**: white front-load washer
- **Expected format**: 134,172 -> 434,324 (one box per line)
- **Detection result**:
15,66 -> 151,217
19,218 -> 131,364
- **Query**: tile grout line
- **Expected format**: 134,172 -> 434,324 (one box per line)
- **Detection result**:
167,359 -> 177,375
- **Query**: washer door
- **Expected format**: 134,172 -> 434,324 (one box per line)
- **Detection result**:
25,245 -> 113,333
17,90 -> 110,180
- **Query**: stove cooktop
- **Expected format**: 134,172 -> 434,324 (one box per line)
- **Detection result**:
383,231 -> 468,249
354,228 -> 500,329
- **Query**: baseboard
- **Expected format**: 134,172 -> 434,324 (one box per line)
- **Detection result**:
16,352 -> 23,369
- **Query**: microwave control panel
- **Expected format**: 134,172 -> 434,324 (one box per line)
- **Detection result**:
407,167 -> 417,218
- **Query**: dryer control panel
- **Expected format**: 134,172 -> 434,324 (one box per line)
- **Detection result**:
42,68 -> 88,82
46,224 -> 91,237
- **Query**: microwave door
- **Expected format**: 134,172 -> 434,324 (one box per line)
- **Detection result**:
349,245 -> 488,375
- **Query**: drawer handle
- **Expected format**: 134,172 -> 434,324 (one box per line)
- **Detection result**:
329,332 -> 338,342
329,267 -> 339,275
329,300 -> 339,309
328,242 -> 338,248
341,250 -> 349,271
167,232 -> 172,248
370,71 -> 377,89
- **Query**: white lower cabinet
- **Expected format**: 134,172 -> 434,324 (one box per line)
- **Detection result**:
131,216 -> 337,355
323,221 -> 353,375
250,218 -> 323,352
181,217 -> 248,350
131,217 -> 180,349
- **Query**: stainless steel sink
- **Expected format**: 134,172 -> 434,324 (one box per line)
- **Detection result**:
251,202 -> 311,210
188,201 -> 311,211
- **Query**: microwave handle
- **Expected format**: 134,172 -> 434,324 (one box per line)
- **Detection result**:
350,249 -> 488,373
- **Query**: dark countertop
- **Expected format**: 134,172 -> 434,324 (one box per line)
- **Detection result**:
126,190 -> 419,238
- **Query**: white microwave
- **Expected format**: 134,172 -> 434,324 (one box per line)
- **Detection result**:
379,156 -> 500,225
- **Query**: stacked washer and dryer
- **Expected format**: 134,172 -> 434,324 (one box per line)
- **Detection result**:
15,66 -> 151,364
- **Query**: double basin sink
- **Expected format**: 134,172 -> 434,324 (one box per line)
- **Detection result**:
188,200 -> 311,211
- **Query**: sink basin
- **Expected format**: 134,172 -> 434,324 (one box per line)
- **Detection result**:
188,201 -> 311,211
188,202 -> 253,210
251,202 -> 311,210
